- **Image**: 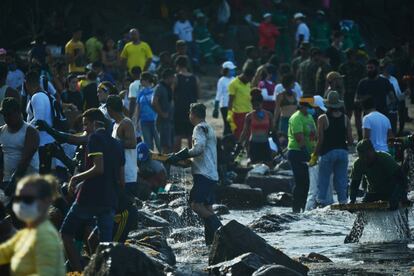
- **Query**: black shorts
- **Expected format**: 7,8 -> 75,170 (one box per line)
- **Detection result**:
190,174 -> 217,205
249,141 -> 272,163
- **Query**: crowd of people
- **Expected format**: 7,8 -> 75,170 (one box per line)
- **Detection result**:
0,1 -> 413,274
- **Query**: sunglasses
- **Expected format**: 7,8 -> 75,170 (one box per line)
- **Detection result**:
14,195 -> 38,204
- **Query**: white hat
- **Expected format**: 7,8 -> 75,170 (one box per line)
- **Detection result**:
294,12 -> 305,20
222,61 -> 237,70
263,13 -> 272,19
316,10 -> 325,16
313,95 -> 327,112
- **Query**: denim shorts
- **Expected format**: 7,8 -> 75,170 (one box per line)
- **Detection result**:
190,174 -> 217,205
60,203 -> 114,242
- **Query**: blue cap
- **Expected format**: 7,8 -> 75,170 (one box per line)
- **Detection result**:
137,142 -> 150,162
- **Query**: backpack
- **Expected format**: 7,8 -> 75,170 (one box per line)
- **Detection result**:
30,90 -> 69,132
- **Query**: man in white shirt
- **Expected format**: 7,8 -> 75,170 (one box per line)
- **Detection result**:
294,13 -> 310,48
167,103 -> 222,246
127,66 -> 142,118
362,96 -> 392,152
173,10 -> 194,43
25,70 -> 55,173
213,61 -> 235,135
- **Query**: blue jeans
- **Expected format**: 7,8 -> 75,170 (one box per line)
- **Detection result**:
60,203 -> 115,242
317,149 -> 349,205
141,121 -> 160,151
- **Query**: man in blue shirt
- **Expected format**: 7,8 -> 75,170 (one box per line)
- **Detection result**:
60,108 -> 125,272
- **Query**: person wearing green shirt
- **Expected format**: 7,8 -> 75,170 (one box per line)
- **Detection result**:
287,97 -> 317,212
345,139 -> 408,243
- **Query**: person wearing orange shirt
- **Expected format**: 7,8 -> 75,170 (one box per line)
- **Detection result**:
258,13 -> 280,52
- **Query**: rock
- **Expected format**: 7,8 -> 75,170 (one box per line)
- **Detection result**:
174,205 -> 202,227
209,220 -> 308,275
128,235 -> 176,266
299,252 -> 333,263
153,209 -> 183,228
233,167 -> 252,183
252,264 -> 302,276
216,184 -> 265,208
213,204 -> 230,216
247,213 -> 298,233
157,191 -> 187,203
170,227 -> 204,243
275,160 -> 291,171
168,197 -> 187,208
83,242 -> 164,276
246,175 -> 293,196
128,229 -> 165,240
266,192 -> 293,207
207,252 -> 269,276
142,201 -> 168,211
136,210 -> 170,228
164,183 -> 186,192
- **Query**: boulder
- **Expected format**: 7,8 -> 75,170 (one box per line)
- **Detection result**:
170,227 -> 204,243
207,252 -> 269,276
252,264 -> 302,276
215,184 -> 265,208
136,210 -> 170,228
299,252 -> 333,263
128,229 -> 165,241
266,192 -> 293,207
83,242 -> 164,276
128,235 -> 176,266
213,204 -> 230,216
247,214 -> 299,233
209,220 -> 308,275
168,197 -> 187,208
246,175 -> 293,196
157,191 -> 187,203
174,205 -> 202,227
153,209 -> 183,228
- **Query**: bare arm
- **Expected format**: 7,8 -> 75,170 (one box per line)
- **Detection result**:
151,95 -> 168,118
314,115 -> 326,155
118,120 -> 136,149
15,126 -> 39,176
228,95 -> 234,111
387,128 -> 394,140
128,98 -> 136,118
273,94 -> 282,130
69,155 -> 104,190
238,113 -> 251,146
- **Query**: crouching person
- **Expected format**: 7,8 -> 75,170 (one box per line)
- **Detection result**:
167,103 -> 222,245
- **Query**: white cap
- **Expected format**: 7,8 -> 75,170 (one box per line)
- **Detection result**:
222,61 -> 237,70
316,10 -> 325,16
294,12 -> 305,20
263,13 -> 272,19
313,95 -> 327,112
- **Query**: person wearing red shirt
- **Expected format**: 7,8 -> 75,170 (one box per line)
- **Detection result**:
258,13 -> 280,51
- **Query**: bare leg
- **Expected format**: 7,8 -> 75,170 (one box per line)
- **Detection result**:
62,234 -> 82,272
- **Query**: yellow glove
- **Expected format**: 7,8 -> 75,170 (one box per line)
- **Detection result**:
309,153 -> 318,167
227,110 -> 237,132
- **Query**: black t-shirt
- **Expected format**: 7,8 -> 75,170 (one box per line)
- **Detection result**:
61,89 -> 83,111
325,46 -> 342,71
81,82 -> 99,110
76,129 -> 125,209
356,76 -> 394,115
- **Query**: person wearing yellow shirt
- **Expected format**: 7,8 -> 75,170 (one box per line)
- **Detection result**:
85,29 -> 104,63
120,28 -> 153,74
227,67 -> 255,139
65,28 -> 86,74
0,175 -> 65,276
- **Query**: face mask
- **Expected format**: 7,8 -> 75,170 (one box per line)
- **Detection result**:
13,201 -> 40,223
256,110 -> 265,119
307,108 -> 316,116
229,69 -> 236,77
